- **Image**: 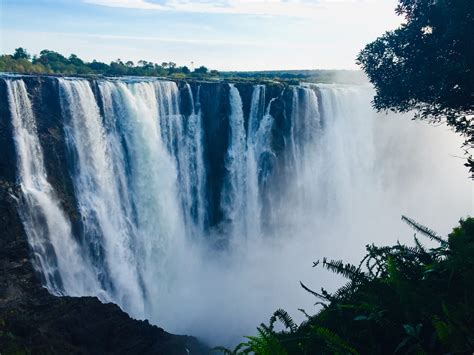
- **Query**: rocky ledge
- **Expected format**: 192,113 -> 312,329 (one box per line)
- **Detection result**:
0,182 -> 208,354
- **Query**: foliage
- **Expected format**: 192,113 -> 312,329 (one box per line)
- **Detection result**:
1,48 -> 368,86
220,69 -> 366,85
13,47 -> 31,60
0,48 -> 219,79
218,217 -> 474,354
357,0 -> 474,175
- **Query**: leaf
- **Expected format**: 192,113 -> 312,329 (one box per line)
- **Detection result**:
403,324 -> 416,337
394,336 -> 411,353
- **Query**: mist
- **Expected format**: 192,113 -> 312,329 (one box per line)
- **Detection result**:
153,85 -> 473,346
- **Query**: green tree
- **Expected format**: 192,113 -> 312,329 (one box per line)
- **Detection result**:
68,54 -> 84,66
357,0 -> 474,174
12,47 -> 30,60
2,48 -> 219,79
194,66 -> 209,75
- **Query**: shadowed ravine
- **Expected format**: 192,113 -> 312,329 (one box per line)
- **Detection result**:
0,75 -> 471,348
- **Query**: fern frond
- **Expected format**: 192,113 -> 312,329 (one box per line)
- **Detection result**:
300,281 -> 333,302
312,326 -> 360,354
298,308 -> 312,319
256,325 -> 272,341
273,308 -> 298,333
402,215 -> 448,245
259,323 -> 274,337
357,253 -> 370,273
333,280 -> 357,301
323,258 -> 367,281
413,235 -> 427,253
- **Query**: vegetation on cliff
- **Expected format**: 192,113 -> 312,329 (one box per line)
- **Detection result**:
218,217 -> 474,354
0,48 -> 366,85
0,48 -> 219,79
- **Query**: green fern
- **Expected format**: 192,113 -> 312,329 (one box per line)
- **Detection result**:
402,215 -> 448,246
273,309 -> 298,333
322,258 -> 366,281
311,326 -> 359,355
300,281 -> 333,302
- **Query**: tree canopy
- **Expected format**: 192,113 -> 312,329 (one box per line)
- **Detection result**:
357,0 -> 474,174
0,48 -> 218,79
12,47 -> 30,60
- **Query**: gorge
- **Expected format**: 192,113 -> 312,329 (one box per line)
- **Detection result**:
0,75 -> 471,350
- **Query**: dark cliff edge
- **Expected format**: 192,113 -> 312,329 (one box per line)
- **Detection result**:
0,227 -> 208,354
0,76 -> 209,354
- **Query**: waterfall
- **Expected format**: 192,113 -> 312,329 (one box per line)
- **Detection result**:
315,84 -> 376,215
96,79 -> 186,317
244,86 -> 276,239
221,84 -> 247,237
59,78 -> 147,316
220,84 -> 277,240
288,86 -> 321,186
184,85 -> 207,233
6,79 -> 100,297
4,76 -> 471,344
157,82 -> 207,235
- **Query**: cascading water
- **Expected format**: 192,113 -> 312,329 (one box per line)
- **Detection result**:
184,84 -> 207,233
221,84 -> 247,238
59,78 -> 146,317
3,76 -> 472,345
157,82 -> 207,235
221,84 -> 277,241
6,79 -> 100,297
287,85 -> 321,191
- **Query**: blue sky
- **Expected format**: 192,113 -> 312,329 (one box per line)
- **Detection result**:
0,0 -> 402,71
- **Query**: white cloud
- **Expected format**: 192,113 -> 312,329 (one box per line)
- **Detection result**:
82,0 -> 381,18
83,0 -> 167,11
4,0 -> 403,70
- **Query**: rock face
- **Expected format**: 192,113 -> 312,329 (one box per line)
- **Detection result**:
0,227 -> 207,354
0,76 -> 210,354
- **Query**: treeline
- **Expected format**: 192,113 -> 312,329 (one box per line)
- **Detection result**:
0,48 -> 219,78
218,217 -> 474,354
221,69 -> 367,85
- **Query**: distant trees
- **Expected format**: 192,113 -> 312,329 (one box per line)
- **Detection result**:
0,48 -> 219,79
357,0 -> 474,174
194,65 -> 208,74
0,48 -> 47,74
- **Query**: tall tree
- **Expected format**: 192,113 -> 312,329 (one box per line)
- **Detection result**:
357,0 -> 474,174
12,47 -> 31,60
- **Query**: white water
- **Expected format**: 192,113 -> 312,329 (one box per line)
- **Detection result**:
6,79 -> 100,297
59,78 -> 145,316
6,78 -> 473,346
185,84 -> 207,233
221,84 -> 247,239
221,84 -> 277,241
